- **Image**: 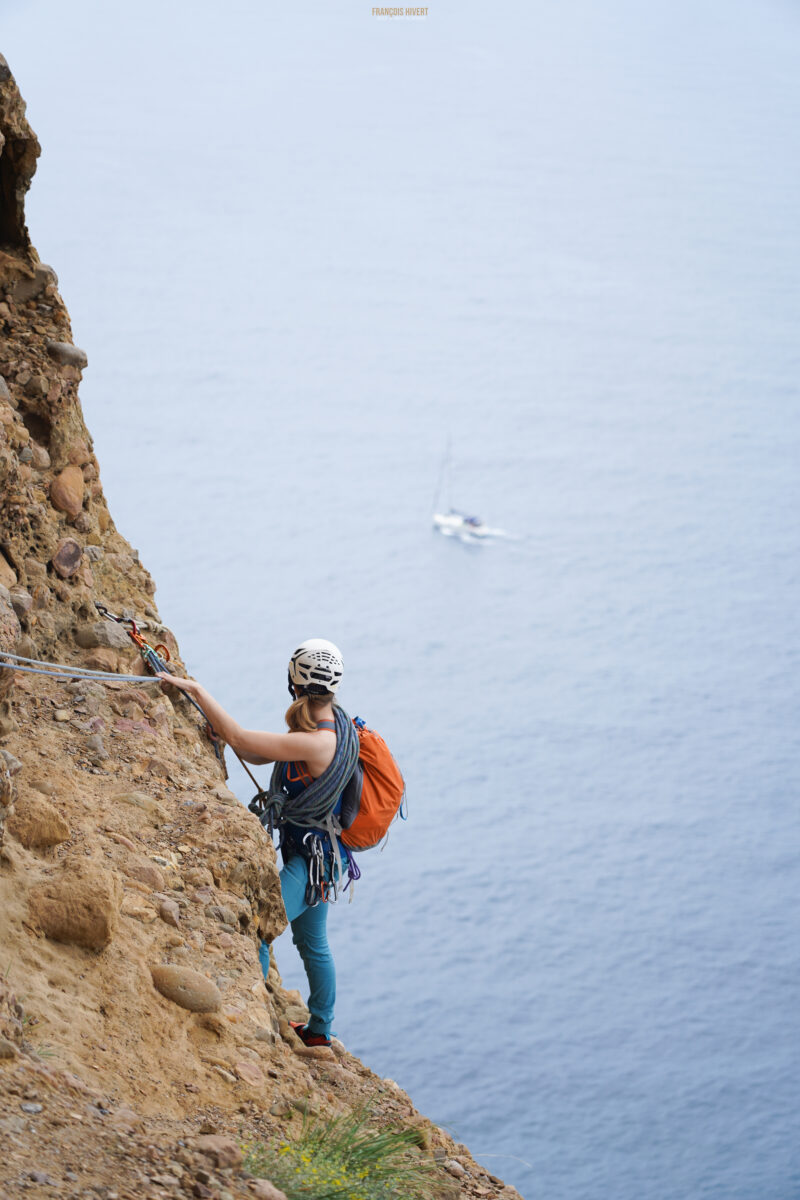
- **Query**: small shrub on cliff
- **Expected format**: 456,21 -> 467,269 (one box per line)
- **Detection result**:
243,1108 -> 434,1200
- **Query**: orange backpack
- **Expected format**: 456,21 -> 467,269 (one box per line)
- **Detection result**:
339,717 -> 406,851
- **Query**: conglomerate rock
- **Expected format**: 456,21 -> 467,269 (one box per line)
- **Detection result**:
0,55 -> 516,1200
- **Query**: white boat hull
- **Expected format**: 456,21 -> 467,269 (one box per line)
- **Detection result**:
433,511 -> 494,540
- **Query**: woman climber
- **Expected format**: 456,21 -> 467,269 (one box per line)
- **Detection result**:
159,638 -> 358,1050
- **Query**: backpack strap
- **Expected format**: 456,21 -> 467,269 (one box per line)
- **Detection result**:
258,706 -> 359,834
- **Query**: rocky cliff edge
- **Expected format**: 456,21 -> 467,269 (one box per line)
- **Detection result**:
0,56 -> 521,1200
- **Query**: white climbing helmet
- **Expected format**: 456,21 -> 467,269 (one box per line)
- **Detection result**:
288,638 -> 344,695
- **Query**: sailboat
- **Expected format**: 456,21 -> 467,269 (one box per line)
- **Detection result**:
432,509 -> 493,540
431,442 -> 494,542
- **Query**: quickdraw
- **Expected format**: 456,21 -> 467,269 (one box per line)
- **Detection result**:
303,832 -> 337,907
94,601 -> 223,761
94,603 -> 170,664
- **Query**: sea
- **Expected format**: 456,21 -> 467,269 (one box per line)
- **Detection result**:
3,1 -> 800,1196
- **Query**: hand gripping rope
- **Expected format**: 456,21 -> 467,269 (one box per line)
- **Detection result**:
93,605 -> 274,794
93,602 -> 228,763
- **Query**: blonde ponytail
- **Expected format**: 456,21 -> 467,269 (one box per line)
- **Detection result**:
284,691 -> 335,733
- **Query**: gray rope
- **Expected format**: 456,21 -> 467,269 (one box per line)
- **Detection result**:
0,653 -> 163,685
0,650 -> 165,676
261,705 -> 359,830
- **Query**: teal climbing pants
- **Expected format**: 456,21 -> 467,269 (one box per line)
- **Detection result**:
258,854 -> 336,1038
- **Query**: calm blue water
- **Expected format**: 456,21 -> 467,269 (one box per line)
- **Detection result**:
5,2 -> 800,1196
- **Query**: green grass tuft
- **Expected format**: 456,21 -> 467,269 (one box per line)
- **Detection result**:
243,1107 -> 436,1200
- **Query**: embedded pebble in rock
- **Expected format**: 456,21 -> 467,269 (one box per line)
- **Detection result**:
445,1159 -> 467,1177
185,866 -> 214,887
112,790 -> 167,822
84,648 -> 124,673
20,1102 -> 43,1114
150,965 -> 222,1013
51,537 -> 83,579
158,898 -> 181,928
214,785 -> 238,806
234,1061 -> 265,1086
0,1036 -> 19,1058
250,1182 -> 289,1200
46,339 -> 88,368
121,896 -> 158,922
193,1135 -> 243,1168
30,442 -> 50,470
8,587 -> 32,617
49,465 -> 85,518
124,858 -> 166,891
76,621 -> 131,651
53,709 -> 71,722
67,440 -> 91,466
211,1065 -> 237,1083
27,777 -> 57,797
0,375 -> 9,401
107,1107 -> 143,1134
13,261 -> 56,303
0,559 -> 17,590
28,860 -> 122,949
106,831 -> 136,851
7,792 -> 70,848
144,755 -> 171,778
206,904 -> 238,927
86,733 -> 108,761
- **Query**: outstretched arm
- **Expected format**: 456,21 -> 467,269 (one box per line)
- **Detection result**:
158,675 -> 334,773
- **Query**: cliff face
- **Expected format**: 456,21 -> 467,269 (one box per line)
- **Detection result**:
0,57 -> 520,1200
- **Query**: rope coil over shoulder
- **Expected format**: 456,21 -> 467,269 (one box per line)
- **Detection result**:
249,705 -> 360,901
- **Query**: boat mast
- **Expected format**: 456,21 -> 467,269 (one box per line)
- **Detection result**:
432,436 -> 453,514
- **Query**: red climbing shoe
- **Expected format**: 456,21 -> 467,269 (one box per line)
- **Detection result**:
289,1020 -> 331,1048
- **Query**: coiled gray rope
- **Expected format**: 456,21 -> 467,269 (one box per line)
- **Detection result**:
258,704 -> 359,832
